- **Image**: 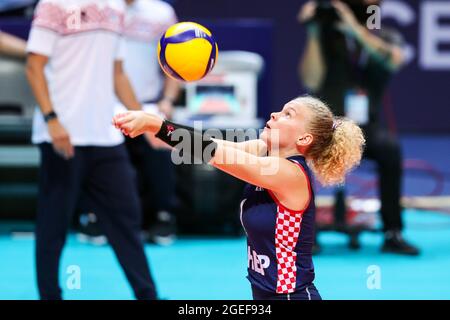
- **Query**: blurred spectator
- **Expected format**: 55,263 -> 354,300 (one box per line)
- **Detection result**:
0,30 -> 27,58
298,0 -> 419,255
26,0 -> 158,299
80,0 -> 180,246
122,0 -> 181,245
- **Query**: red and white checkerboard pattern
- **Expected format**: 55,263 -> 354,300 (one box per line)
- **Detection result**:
275,207 -> 303,294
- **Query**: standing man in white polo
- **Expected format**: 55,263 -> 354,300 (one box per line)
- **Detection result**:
26,0 -> 157,299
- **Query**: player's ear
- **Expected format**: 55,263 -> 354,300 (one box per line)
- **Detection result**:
296,133 -> 313,147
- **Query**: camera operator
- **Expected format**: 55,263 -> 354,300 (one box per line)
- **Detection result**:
298,0 -> 419,255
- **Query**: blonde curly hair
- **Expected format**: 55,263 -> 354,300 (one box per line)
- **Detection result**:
293,96 -> 366,186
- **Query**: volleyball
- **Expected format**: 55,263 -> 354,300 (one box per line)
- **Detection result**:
157,22 -> 218,82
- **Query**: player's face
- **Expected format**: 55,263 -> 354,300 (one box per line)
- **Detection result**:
261,101 -> 312,151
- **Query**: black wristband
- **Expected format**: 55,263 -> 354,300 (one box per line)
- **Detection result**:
43,111 -> 57,123
155,120 -> 217,164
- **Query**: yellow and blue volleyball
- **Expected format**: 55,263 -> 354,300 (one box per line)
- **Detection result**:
157,22 -> 218,82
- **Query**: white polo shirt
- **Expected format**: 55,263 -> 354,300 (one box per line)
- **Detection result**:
27,0 -> 126,146
122,0 -> 177,102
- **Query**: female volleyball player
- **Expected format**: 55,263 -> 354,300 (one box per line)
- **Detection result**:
113,95 -> 365,300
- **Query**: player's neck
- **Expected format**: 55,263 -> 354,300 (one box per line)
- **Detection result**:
268,147 -> 303,159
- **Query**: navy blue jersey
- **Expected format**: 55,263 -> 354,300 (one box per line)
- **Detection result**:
240,155 -> 316,294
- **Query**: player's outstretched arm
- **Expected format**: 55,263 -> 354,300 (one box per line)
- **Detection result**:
212,139 -> 267,157
113,111 -> 267,156
113,111 -> 306,199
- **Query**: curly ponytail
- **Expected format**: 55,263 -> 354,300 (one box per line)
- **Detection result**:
294,96 -> 365,186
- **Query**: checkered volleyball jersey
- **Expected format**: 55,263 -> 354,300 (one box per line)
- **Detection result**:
241,155 -> 316,294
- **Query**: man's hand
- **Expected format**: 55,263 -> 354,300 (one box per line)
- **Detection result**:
297,1 -> 318,24
47,119 -> 74,159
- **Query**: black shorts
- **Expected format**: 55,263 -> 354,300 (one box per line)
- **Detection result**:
251,284 -> 322,300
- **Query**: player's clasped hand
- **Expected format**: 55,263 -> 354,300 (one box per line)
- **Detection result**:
113,111 -> 164,138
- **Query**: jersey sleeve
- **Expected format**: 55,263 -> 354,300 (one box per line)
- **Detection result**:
26,0 -> 65,57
